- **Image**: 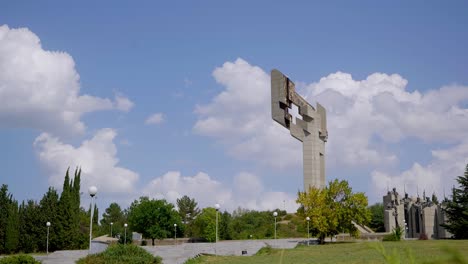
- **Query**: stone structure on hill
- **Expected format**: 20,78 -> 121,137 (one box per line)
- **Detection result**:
383,188 -> 452,239
271,69 -> 328,190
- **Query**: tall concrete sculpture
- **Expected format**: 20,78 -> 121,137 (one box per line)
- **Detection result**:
271,69 -> 328,190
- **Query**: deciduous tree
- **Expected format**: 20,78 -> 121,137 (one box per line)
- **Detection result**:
297,179 -> 371,243
127,197 -> 182,245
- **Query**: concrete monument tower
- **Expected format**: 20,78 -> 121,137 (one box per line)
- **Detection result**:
271,69 -> 328,190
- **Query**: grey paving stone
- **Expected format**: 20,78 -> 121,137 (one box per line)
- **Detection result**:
28,238 -> 307,264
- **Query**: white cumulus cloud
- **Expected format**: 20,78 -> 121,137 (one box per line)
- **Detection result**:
194,58 -> 301,168
0,25 -> 133,136
34,128 -> 139,195
193,58 -> 468,198
145,113 -> 165,125
371,140 -> 468,199
143,171 -> 298,212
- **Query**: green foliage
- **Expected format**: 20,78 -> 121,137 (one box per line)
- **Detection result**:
0,168 -> 89,253
219,211 -> 233,240
442,163 -> 468,239
56,168 -> 84,249
297,179 -> 371,243
176,195 -> 200,237
192,208 -> 217,242
4,199 -> 19,253
38,187 -> 59,252
382,226 -> 403,241
18,200 -> 41,253
100,203 -> 126,238
0,184 -> 20,254
76,244 -> 162,264
127,197 -> 182,245
0,255 -> 41,264
255,246 -> 273,256
368,203 -> 385,232
229,209 -> 275,240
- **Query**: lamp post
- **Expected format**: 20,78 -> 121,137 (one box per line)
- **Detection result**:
174,224 -> 177,245
46,222 -> 51,255
124,223 -> 128,245
110,222 -> 113,237
88,186 -> 97,254
273,211 -> 278,240
306,217 -> 310,246
215,203 -> 220,255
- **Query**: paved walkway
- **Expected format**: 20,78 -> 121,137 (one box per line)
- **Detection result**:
31,238 -> 307,264
34,250 -> 88,264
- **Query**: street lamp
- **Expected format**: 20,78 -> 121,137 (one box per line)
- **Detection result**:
273,211 -> 278,239
88,186 -> 97,254
124,223 -> 128,245
46,222 -> 51,254
306,217 -> 310,246
215,203 -> 220,255
174,224 -> 177,245
110,222 -> 113,237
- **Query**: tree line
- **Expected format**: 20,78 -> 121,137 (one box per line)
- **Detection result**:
2,164 -> 467,254
0,168 -> 88,254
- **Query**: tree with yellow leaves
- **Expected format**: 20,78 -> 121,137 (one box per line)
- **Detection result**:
297,179 -> 370,244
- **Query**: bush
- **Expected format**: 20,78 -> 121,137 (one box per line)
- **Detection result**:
255,246 -> 273,256
383,226 -> 403,241
0,255 -> 41,264
76,244 -> 162,264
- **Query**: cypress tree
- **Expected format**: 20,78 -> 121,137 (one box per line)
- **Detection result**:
57,168 -> 75,249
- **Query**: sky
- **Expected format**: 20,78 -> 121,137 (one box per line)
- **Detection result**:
1,1 -> 468,213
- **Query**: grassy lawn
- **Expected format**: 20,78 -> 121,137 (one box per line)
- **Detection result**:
186,240 -> 468,264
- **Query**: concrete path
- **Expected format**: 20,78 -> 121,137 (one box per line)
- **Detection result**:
144,238 -> 303,264
34,250 -> 88,264
30,238 -> 307,264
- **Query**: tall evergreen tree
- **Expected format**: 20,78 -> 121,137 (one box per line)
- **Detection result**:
39,187 -> 60,252
0,185 -> 20,254
57,168 -> 83,249
4,198 -> 19,253
100,203 -> 125,237
442,164 -> 468,239
19,200 -> 42,253
0,184 -> 10,253
176,195 -> 200,237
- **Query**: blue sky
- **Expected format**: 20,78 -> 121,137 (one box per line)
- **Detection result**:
1,1 -> 468,212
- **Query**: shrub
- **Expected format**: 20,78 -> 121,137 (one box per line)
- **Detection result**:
76,244 -> 162,264
0,255 -> 41,264
382,226 -> 403,241
283,214 -> 293,221
255,246 -> 273,256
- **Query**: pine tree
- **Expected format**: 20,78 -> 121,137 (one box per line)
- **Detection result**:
0,184 -> 10,253
442,164 -> 468,239
39,187 -> 60,252
4,198 -> 19,253
0,185 -> 20,254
